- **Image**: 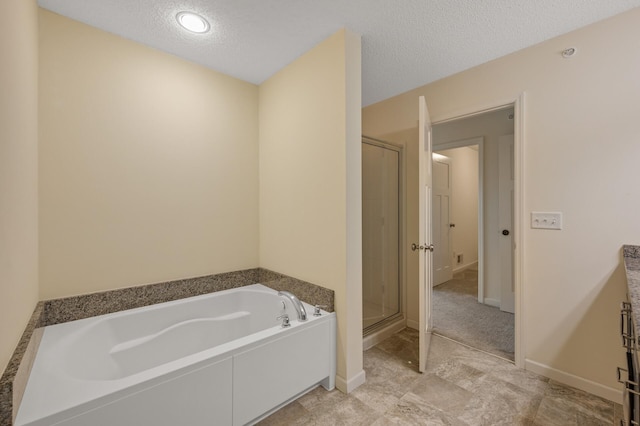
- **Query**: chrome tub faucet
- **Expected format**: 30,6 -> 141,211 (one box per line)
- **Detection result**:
278,291 -> 307,321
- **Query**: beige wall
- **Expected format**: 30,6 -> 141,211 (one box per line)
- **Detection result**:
0,0 -> 40,375
37,13 -> 364,393
259,29 -> 363,391
363,8 -> 640,399
39,10 -> 259,299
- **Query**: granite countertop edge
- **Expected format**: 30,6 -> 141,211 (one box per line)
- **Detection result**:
623,245 -> 640,333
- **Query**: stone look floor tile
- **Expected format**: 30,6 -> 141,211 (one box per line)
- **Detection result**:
424,334 -> 467,369
614,401 -> 624,425
532,396 -> 582,425
489,364 -> 549,395
310,395 -> 381,425
410,374 -> 473,413
575,410 -> 615,426
376,392 -> 468,425
351,380 -> 402,415
375,332 -> 420,367
262,331 -> 617,426
256,401 -> 313,426
295,386 -> 345,412
432,358 -> 487,391
427,336 -> 506,376
542,380 -> 614,423
362,347 -> 423,398
457,398 -> 534,426
457,378 -> 542,424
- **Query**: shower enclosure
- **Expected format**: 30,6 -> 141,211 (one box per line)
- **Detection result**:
362,138 -> 403,335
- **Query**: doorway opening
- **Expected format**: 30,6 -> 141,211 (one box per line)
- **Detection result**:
361,137 -> 406,346
431,106 -> 515,361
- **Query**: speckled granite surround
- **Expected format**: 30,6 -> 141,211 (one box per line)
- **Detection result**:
0,303 -> 44,426
43,269 -> 259,325
623,245 -> 640,334
259,269 -> 334,313
0,268 -> 333,425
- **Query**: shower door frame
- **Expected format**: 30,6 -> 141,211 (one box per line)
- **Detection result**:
362,136 -> 406,336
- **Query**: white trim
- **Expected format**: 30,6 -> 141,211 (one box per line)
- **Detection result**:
483,298 -> 500,308
433,99 -> 518,125
431,93 -> 525,369
513,93 -> 525,368
452,260 -> 478,274
433,137 -> 483,150
335,369 -> 366,394
525,359 -> 622,404
407,319 -> 419,330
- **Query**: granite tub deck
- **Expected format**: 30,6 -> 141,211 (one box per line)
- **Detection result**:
0,268 -> 334,426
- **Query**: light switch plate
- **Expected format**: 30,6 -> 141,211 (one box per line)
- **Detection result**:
531,212 -> 562,230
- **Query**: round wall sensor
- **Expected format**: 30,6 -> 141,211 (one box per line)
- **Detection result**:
561,47 -> 576,58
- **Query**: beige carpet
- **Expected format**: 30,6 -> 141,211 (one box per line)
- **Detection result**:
432,269 -> 514,361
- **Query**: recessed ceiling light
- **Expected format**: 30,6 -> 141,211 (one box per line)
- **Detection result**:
176,11 -> 210,34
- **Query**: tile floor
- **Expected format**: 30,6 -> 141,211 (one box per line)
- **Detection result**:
258,329 -> 622,425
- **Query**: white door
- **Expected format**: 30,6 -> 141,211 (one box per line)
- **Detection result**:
498,134 -> 515,313
432,154 -> 453,286
417,96 -> 434,373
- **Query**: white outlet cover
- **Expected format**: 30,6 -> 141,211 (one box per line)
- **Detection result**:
531,212 -> 563,230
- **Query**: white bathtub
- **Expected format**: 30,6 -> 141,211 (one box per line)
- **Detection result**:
15,284 -> 336,426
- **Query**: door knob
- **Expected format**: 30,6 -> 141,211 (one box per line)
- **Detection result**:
411,243 -> 434,252
502,229 -> 510,236
449,223 -> 456,228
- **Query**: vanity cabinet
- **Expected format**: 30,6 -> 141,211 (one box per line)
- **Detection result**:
621,245 -> 640,426
619,301 -> 639,425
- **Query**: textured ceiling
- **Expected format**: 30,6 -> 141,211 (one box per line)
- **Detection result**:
37,0 -> 640,106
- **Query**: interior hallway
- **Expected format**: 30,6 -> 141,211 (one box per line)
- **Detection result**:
433,269 -> 515,361
259,329 -> 620,425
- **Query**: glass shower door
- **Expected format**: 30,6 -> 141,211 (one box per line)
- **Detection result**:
362,140 -> 401,332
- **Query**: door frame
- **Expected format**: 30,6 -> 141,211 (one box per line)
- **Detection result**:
432,137 -> 484,303
361,136 -> 407,342
418,96 -> 433,373
498,134 -> 515,314
429,93 -> 525,367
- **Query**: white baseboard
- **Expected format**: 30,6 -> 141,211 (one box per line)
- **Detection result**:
407,319 -> 419,330
453,261 -> 478,274
483,298 -> 500,308
525,359 -> 622,403
335,369 -> 366,394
